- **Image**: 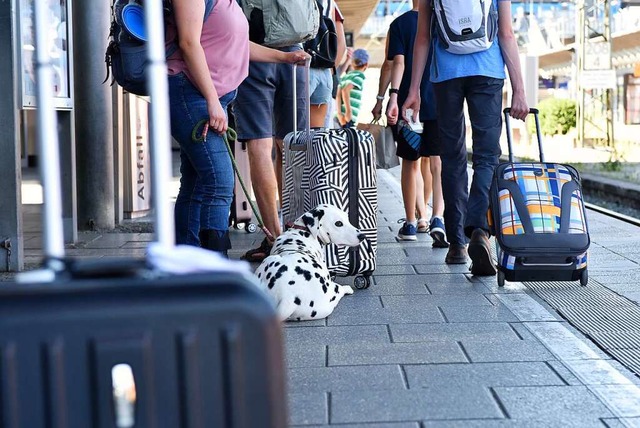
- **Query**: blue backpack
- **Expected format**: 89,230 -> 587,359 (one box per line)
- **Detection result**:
104,0 -> 215,96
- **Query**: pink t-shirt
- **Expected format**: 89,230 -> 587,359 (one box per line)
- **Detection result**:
167,0 -> 250,97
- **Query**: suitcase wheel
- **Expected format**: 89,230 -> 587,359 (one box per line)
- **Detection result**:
497,270 -> 505,287
233,223 -> 245,230
246,223 -> 257,233
579,269 -> 588,287
353,275 -> 371,290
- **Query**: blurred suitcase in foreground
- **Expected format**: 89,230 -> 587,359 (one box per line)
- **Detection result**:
281,64 -> 378,290
0,2 -> 287,427
0,270 -> 287,428
489,108 -> 590,287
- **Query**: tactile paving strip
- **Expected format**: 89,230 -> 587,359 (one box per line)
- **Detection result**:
523,280 -> 640,377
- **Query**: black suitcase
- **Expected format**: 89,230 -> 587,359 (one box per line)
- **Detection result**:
0,270 -> 287,428
489,108 -> 590,287
3,2 -> 287,426
228,109 -> 257,233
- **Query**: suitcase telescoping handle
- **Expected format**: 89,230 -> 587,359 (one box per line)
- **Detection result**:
33,0 -> 175,268
33,0 -> 67,267
503,107 -> 543,163
291,59 -> 312,152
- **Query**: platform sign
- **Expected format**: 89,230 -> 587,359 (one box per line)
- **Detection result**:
581,69 -> 617,89
584,41 -> 611,71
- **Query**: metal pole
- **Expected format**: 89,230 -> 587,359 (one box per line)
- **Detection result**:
145,0 -> 175,247
34,0 -> 66,263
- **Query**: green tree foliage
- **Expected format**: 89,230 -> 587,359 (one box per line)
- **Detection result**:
528,98 -> 577,136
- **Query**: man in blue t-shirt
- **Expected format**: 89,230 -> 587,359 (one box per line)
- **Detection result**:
403,0 -> 528,276
381,1 -> 448,248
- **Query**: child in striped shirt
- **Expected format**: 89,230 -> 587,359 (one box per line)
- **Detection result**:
336,49 -> 369,128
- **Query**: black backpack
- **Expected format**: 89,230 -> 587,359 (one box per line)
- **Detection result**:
304,0 -> 338,69
104,0 -> 215,96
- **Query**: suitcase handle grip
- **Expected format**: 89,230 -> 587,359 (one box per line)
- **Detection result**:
503,107 -> 544,163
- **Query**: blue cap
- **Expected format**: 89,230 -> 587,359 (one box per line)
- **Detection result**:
352,49 -> 369,66
122,3 -> 147,42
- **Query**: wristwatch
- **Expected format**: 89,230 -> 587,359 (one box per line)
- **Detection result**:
376,95 -> 384,101
389,88 -> 399,95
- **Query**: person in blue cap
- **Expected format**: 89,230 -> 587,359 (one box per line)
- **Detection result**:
336,48 -> 369,128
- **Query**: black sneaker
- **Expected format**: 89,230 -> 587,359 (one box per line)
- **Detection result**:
468,228 -> 497,276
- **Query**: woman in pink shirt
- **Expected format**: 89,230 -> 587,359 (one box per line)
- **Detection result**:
167,0 -> 307,255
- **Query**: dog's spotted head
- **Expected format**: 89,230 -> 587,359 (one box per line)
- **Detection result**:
299,204 -> 365,247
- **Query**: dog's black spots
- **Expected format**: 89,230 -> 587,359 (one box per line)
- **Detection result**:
267,277 -> 277,289
334,285 -> 339,294
314,272 -> 321,278
322,284 -> 328,294
295,239 -> 303,246
302,214 -> 315,228
283,238 -> 294,246
294,297 -> 301,305
303,231 -> 311,238
309,301 -> 314,307
266,272 -> 272,280
311,208 -> 325,220
257,272 -> 262,279
330,296 -> 337,302
273,265 -> 288,281
297,259 -> 302,263
312,261 -> 321,270
301,257 -> 309,264
319,277 -> 326,286
295,266 -> 312,281
311,310 -> 317,318
274,262 -> 280,267
288,280 -> 295,285
296,317 -> 301,321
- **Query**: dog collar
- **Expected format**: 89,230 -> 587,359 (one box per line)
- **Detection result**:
286,222 -> 309,233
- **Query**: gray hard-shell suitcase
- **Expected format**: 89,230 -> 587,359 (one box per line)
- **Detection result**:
489,108 -> 590,288
228,109 -> 257,233
0,2 -> 287,427
281,64 -> 378,290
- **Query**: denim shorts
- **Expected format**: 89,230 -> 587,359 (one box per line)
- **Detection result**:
309,68 -> 333,105
233,46 -> 309,141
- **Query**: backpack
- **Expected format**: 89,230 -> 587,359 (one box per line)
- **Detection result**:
304,0 -> 338,68
104,0 -> 215,96
239,0 -> 319,48
432,0 -> 498,55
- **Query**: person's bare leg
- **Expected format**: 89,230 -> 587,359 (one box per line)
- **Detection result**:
430,155 -> 444,218
398,159 -> 420,240
421,156 -> 433,211
274,138 -> 284,208
310,104 -> 328,128
414,162 -> 429,224
248,137 -> 282,238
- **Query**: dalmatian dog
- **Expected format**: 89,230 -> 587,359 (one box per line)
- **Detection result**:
254,204 -> 366,321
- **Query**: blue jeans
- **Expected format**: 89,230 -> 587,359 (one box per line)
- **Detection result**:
433,76 -> 504,246
168,72 -> 236,246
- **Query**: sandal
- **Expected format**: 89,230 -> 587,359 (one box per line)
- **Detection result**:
417,218 -> 429,233
240,237 -> 273,262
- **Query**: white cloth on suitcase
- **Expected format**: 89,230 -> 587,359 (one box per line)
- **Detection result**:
147,243 -> 251,275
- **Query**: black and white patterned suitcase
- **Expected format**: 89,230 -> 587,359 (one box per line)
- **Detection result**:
282,127 -> 378,289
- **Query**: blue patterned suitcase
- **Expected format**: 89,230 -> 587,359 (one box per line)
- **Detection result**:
488,108 -> 590,287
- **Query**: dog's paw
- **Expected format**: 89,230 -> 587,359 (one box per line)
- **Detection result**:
342,285 -> 354,295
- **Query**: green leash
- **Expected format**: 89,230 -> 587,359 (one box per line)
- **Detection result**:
191,119 -> 274,243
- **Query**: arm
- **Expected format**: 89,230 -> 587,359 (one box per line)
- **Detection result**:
335,84 -> 344,125
342,83 -> 354,123
402,0 -> 431,122
333,3 -> 347,68
386,55 -> 405,125
372,35 -> 392,121
497,1 -> 528,120
172,0 -> 225,132
249,42 -> 309,63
